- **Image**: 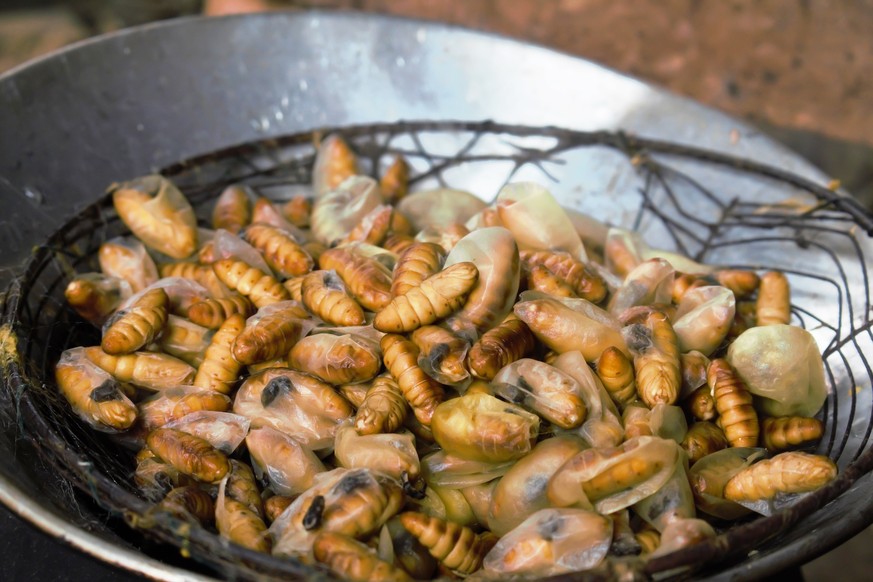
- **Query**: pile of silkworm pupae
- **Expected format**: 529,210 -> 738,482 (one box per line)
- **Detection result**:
56,135 -> 836,580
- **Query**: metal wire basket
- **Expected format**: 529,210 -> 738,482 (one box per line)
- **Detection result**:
2,121 -> 872,580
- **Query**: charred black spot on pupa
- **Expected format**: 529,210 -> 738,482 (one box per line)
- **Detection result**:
623,323 -> 653,353
101,310 -> 128,335
90,379 -> 121,402
334,470 -> 371,496
302,495 -> 325,531
261,375 -> 293,407
538,514 -> 564,542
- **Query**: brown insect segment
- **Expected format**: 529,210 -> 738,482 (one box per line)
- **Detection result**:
319,247 -> 394,312
635,528 -> 661,555
581,456 -> 666,502
231,302 -> 311,365
355,374 -> 409,435
527,265 -> 577,298
139,389 -> 231,432
283,276 -> 305,302
714,269 -> 760,299
519,249 -> 608,303
226,460 -> 263,517
194,314 -> 246,393
724,452 -> 837,501
315,471 -> 405,537
671,273 -> 707,304
762,416 -> 824,451
147,427 -> 229,483
398,512 -> 494,575
288,334 -> 382,386
101,288 -> 169,355
157,486 -> 216,525
212,184 -> 252,234
595,346 -> 637,410
390,242 -> 446,298
264,495 -> 294,524
251,197 -> 280,226
685,385 -> 717,422
756,271 -> 791,326
83,347 -> 196,390
374,262 -> 479,333
632,311 -> 682,407
467,314 -> 536,380
727,301 -> 758,341
313,532 -> 413,582
708,358 -> 759,447
159,262 -> 227,299
64,275 -> 126,326
280,195 -> 312,227
380,155 -> 410,203
98,240 -> 157,293
301,270 -> 366,326
604,236 -> 640,279
316,134 -> 359,193
383,233 -> 416,255
381,334 -> 445,426
187,294 -> 255,329
410,326 -> 469,384
303,241 -> 327,263
212,259 -> 290,308
217,497 -> 272,553
55,364 -> 137,430
110,176 -> 198,260
681,421 -> 729,464
344,205 -> 394,247
243,223 -> 314,278
338,382 -> 371,409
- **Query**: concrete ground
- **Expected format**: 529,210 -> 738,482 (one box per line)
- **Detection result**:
2,2 -> 873,579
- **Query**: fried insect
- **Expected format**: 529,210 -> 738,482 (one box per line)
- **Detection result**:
187,294 -> 255,329
399,512 -> 494,575
135,457 -> 192,500
334,425 -> 420,480
160,262 -> 228,299
217,496 -> 271,553
138,387 -> 231,432
514,296 -> 627,362
289,333 -> 382,386
110,175 -> 198,259
520,250 -> 607,303
194,313 -> 245,393
410,325 -> 470,385
225,460 -> 263,517
319,246 -> 394,312
635,527 -> 661,555
301,270 -> 365,326
98,237 -> 158,293
231,301 -> 312,365
594,346 -> 637,410
723,452 -> 837,501
380,155 -> 410,203
681,422 -> 729,464
431,392 -> 539,463
624,310 -> 681,407
313,532 -> 412,582
64,273 -> 130,326
355,374 -> 409,435
55,350 -> 137,431
84,347 -> 195,390
313,134 -> 359,196
243,223 -> 314,278
212,259 -> 289,308
283,276 -> 305,303
381,334 -> 445,425
246,426 -> 326,496
492,359 -> 587,430
101,288 -> 168,355
157,486 -> 215,525
527,265 -> 577,298
467,314 -> 536,381
391,242 -> 445,298
374,262 -> 478,333
714,269 -> 760,299
212,184 -> 252,233
343,205 -> 393,246
147,427 -> 229,482
708,358 -> 759,447
680,350 -> 711,396
383,233 -> 416,255
685,385 -> 717,421
264,496 -> 294,523
761,416 -> 824,451
756,271 -> 791,326
671,273 -> 706,304
156,315 -> 212,367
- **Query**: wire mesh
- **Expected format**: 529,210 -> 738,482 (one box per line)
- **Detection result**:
1,121 -> 872,579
